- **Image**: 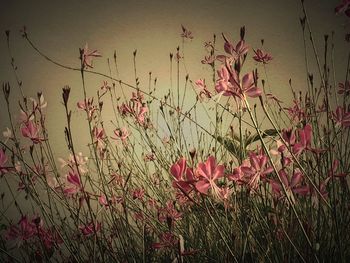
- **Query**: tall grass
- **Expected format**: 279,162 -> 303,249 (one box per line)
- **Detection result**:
0,1 -> 349,262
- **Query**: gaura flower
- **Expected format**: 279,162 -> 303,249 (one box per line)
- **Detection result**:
332,106 -> 350,128
79,221 -> 101,236
181,25 -> 194,39
195,79 -> 212,100
81,43 -> 101,69
111,127 -> 130,144
335,0 -> 350,17
253,49 -> 273,64
241,151 -> 273,190
170,157 -> 196,193
21,121 -> 44,144
0,149 -> 9,175
195,156 -> 224,195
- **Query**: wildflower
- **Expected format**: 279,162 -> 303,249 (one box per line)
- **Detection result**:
241,151 -> 273,190
0,149 -> 9,175
2,127 -> 13,143
195,156 -> 224,195
218,187 -> 232,209
131,90 -> 144,102
111,127 -> 130,144
58,152 -> 89,174
269,169 -> 304,198
170,157 -> 196,193
79,221 -> 101,236
215,65 -> 240,97
241,71 -> 262,98
30,92 -> 47,110
19,109 -> 34,123
144,152 -> 155,162
227,159 -> 250,185
201,54 -> 215,65
98,194 -> 109,207
338,81 -> 350,96
332,106 -> 350,128
181,25 -> 193,39
100,80 -> 112,93
117,102 -> 133,116
77,97 -> 97,120
80,43 -> 101,69
132,188 -> 145,201
285,99 -> 306,123
92,126 -> 105,149
335,0 -> 350,17
134,101 -> 148,125
328,159 -> 347,178
222,33 -> 249,59
158,201 -> 182,226
21,121 -> 44,144
9,216 -> 35,241
63,171 -> 82,196
292,124 -> 313,155
194,79 -> 212,100
152,232 -> 178,250
253,49 -> 273,64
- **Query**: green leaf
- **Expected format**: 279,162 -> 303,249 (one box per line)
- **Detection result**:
245,129 -> 279,146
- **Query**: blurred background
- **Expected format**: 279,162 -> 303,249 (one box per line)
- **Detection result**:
0,0 -> 348,158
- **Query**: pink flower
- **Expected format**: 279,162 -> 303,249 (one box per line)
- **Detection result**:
134,101 -> 148,125
241,151 -> 273,190
58,152 -> 89,174
227,160 -> 250,185
201,54 -> 215,65
195,156 -> 224,195
241,72 -> 262,98
335,0 -> 350,17
132,188 -> 145,201
111,127 -> 130,144
338,81 -> 350,96
170,157 -> 196,193
98,194 -> 109,207
253,49 -> 273,64
92,126 -> 105,149
332,106 -> 350,128
81,43 -> 101,69
215,65 -> 240,97
181,25 -> 193,39
131,90 -> 144,102
29,93 -> 47,110
21,121 -> 44,144
285,99 -> 306,123
328,159 -> 347,178
79,221 -> 101,236
215,66 -> 262,99
63,171 -> 82,196
117,102 -> 133,116
195,79 -> 212,100
282,128 -> 296,146
222,34 -> 249,59
3,127 -> 13,144
292,124 -> 312,155
158,201 -> 182,227
0,149 -> 9,175
144,152 -> 155,162
269,169 -> 304,198
17,215 -> 36,241
77,97 -> 97,120
152,232 -> 178,250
